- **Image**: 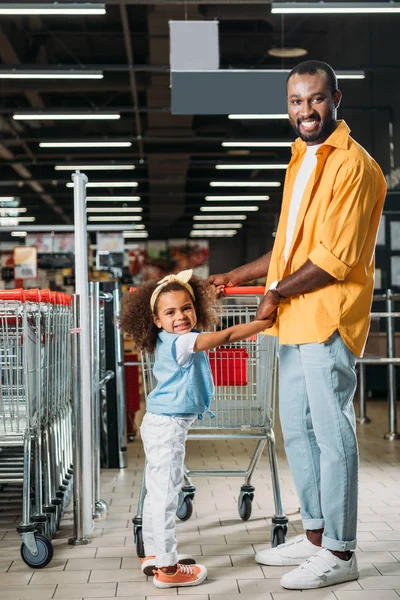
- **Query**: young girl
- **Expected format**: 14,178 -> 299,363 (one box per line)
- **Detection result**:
120,269 -> 274,589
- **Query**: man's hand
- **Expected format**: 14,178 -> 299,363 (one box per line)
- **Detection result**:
208,273 -> 237,287
208,272 -> 237,297
256,291 -> 281,321
259,310 -> 278,329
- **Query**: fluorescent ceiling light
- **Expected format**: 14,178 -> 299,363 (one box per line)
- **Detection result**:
271,2 -> 400,14
0,70 -> 103,80
11,231 -> 27,237
120,225 -> 146,230
15,113 -> 119,121
200,206 -> 259,212
0,216 -> 35,223
193,223 -> 243,229
205,195 -> 269,201
336,72 -> 365,80
0,196 -> 16,201
55,165 -> 134,171
123,231 -> 149,238
86,207 -> 142,213
223,141 -> 292,148
66,181 -> 138,188
194,215 -> 247,221
229,114 -> 288,120
0,207 -> 27,214
42,141 -> 130,148
216,164 -> 288,170
86,196 -> 140,201
0,3 -> 105,15
190,230 -> 237,237
210,181 -> 281,188
88,216 -> 142,222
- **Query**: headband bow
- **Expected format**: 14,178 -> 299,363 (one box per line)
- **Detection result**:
150,269 -> 195,312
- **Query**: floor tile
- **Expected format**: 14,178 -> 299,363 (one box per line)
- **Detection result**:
53,583 -> 117,598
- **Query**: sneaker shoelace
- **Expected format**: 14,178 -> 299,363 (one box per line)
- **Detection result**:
300,549 -> 339,578
177,563 -> 195,576
277,534 -> 306,548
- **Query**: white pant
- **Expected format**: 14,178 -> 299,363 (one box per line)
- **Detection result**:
140,412 -> 193,567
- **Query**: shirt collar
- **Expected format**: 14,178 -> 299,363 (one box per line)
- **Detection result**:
292,120 -> 351,154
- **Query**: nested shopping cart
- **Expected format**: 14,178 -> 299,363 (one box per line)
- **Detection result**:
133,287 -> 288,557
0,289 -> 73,568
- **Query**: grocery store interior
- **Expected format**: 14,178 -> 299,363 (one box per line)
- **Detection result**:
0,1 -> 400,599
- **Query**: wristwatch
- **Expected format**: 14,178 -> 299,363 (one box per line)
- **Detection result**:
268,280 -> 286,301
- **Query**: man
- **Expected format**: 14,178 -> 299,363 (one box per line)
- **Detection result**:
209,60 -> 386,590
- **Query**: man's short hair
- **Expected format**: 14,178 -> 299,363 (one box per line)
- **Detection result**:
287,60 -> 338,96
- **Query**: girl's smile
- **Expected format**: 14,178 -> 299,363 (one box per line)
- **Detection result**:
153,290 -> 197,334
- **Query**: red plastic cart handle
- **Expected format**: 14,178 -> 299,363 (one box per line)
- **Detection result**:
128,285 -> 265,295
223,286 -> 265,295
0,289 -> 25,301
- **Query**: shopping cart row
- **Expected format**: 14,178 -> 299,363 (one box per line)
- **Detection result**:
0,289 -> 73,567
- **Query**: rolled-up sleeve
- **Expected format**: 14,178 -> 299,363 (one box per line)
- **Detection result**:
308,158 -> 383,281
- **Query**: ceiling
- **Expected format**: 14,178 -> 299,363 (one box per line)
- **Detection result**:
0,0 -> 398,242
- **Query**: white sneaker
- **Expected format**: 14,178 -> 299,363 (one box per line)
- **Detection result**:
255,534 -> 320,566
140,554 -> 196,576
281,548 -> 359,590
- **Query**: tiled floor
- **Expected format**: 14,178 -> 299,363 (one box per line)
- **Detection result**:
0,401 -> 400,599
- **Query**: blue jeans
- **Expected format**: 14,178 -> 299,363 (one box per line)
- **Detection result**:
279,332 -> 358,551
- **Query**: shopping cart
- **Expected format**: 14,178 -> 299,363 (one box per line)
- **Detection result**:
0,289 -> 73,568
132,287 -> 288,557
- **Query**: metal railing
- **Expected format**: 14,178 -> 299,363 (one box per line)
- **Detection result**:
356,289 -> 400,441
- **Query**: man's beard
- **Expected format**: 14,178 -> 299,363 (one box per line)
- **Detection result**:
289,114 -> 335,143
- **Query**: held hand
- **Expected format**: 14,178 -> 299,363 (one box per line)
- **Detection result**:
256,291 -> 280,321
208,273 -> 237,297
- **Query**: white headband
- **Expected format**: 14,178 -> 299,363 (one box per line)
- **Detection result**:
150,269 -> 195,312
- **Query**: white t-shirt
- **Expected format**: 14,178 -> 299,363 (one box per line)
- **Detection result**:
283,143 -> 322,264
175,332 -> 200,366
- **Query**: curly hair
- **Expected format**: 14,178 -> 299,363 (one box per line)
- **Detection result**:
120,276 -> 219,353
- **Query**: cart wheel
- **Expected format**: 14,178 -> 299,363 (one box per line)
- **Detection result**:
20,533 -> 54,569
238,495 -> 252,521
271,525 -> 287,548
134,525 -> 145,558
176,497 -> 193,521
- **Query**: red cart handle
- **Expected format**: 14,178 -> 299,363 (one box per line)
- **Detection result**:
223,286 -> 265,295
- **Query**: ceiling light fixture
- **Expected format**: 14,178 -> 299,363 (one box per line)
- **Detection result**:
86,207 -> 142,213
11,231 -> 27,237
88,216 -> 142,222
216,164 -> 288,170
0,216 -> 35,223
15,113 -> 119,121
0,196 -> 16,202
222,141 -> 292,148
0,3 -> 106,15
66,181 -> 138,188
0,70 -> 103,80
271,2 -> 400,14
205,195 -> 269,201
123,231 -> 149,238
0,207 -> 27,214
268,47 -> 308,58
55,165 -> 134,171
210,182 -> 281,188
193,223 -> 243,229
190,230 -> 237,237
86,196 -> 140,201
200,206 -> 259,212
193,215 -> 247,221
42,141 -> 131,148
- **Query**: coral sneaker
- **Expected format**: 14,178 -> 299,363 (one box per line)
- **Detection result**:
140,554 -> 196,577
153,563 -> 207,588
